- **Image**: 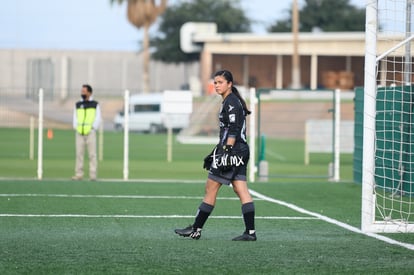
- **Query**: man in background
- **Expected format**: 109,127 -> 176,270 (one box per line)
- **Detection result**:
72,84 -> 101,181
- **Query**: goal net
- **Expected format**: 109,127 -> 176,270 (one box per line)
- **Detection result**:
362,0 -> 414,232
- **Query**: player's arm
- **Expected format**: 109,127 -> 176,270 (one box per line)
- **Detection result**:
225,99 -> 241,147
223,99 -> 238,155
226,136 -> 236,147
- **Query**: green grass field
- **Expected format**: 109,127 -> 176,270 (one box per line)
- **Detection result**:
0,128 -> 351,180
1,128 -> 414,274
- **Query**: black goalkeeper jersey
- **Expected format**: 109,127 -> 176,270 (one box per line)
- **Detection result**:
218,92 -> 248,150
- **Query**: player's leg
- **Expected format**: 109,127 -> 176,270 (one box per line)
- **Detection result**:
175,178 -> 221,239
231,180 -> 256,241
203,177 -> 222,205
86,130 -> 97,180
73,133 -> 85,180
193,178 -> 221,228
232,179 -> 252,204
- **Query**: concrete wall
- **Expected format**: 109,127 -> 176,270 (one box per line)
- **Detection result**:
0,49 -> 200,99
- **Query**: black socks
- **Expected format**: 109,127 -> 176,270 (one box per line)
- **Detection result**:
193,202 -> 214,229
192,201 -> 255,235
242,202 -> 255,234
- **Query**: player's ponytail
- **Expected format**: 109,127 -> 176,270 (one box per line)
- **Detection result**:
231,86 -> 251,115
214,69 -> 251,116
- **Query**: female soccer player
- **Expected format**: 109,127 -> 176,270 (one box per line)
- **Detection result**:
175,70 -> 256,241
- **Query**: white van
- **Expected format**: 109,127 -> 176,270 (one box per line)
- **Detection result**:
113,92 -> 191,133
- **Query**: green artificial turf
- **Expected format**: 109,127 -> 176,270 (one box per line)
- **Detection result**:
1,128 -> 413,274
0,180 -> 414,274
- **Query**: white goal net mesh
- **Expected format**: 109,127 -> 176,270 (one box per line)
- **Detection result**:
363,0 -> 414,232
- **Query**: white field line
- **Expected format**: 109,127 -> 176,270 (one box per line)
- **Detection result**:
0,194 -> 238,200
0,193 -> 312,220
266,149 -> 287,161
0,214 -> 316,220
249,189 -> 414,251
4,190 -> 413,250
0,177 -> 206,184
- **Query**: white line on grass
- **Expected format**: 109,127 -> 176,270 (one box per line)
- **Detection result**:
249,189 -> 414,251
4,189 -> 413,250
0,194 -> 251,201
0,177 -> 206,184
0,214 -> 317,220
266,149 -> 287,161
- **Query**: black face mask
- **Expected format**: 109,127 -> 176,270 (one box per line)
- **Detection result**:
81,94 -> 87,100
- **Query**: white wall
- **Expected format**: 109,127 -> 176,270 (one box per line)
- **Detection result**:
0,49 -> 200,98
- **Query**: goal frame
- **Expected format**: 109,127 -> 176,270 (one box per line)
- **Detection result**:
361,0 -> 414,233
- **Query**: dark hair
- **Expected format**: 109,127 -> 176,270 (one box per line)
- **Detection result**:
82,84 -> 93,93
213,70 -> 251,115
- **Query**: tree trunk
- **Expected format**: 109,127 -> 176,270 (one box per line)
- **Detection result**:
126,0 -> 168,93
143,24 -> 150,93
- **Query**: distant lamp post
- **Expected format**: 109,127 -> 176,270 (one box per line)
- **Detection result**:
291,0 -> 301,89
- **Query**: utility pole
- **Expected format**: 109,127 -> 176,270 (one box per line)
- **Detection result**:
291,0 -> 301,89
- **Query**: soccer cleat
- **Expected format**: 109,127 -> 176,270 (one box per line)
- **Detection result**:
174,225 -> 202,240
71,175 -> 82,181
232,232 -> 257,241
174,225 -> 193,236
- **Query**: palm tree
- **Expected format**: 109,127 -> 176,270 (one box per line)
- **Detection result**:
111,0 -> 168,93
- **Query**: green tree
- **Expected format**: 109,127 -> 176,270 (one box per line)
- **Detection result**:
268,0 -> 365,32
110,0 -> 167,93
151,0 -> 251,63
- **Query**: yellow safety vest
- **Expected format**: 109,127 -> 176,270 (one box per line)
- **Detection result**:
76,100 -> 98,135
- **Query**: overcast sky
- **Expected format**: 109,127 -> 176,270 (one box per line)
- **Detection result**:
0,0 -> 365,51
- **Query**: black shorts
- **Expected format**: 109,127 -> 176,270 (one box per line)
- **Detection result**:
208,148 -> 249,186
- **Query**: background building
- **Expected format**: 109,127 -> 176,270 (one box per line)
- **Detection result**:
193,31 -> 366,93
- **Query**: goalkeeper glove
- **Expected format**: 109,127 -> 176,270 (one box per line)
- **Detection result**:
203,146 -> 217,170
203,153 -> 213,170
220,144 -> 234,172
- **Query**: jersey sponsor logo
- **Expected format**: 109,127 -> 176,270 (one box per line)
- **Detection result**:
211,146 -> 246,168
215,154 -> 245,167
229,114 -> 236,123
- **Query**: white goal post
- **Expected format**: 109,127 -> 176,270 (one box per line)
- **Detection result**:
362,0 -> 414,233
